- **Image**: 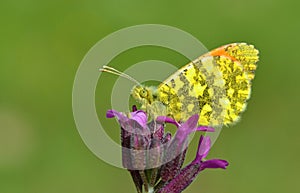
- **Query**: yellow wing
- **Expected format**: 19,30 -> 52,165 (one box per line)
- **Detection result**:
156,43 -> 259,127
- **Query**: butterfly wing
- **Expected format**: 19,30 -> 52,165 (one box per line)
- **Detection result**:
157,43 -> 259,127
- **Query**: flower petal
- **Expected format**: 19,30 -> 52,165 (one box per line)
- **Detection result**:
183,114 -> 199,131
195,136 -> 211,162
150,122 -> 165,140
132,105 -> 137,112
158,160 -> 200,193
162,132 -> 172,144
106,109 -> 128,120
106,109 -> 148,132
156,116 -> 179,127
175,114 -> 199,142
200,159 -> 229,170
130,110 -> 148,129
195,126 -> 215,132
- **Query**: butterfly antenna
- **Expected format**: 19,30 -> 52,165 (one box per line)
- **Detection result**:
99,65 -> 141,85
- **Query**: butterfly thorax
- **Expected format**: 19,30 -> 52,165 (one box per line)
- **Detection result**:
131,84 -> 184,122
132,85 -> 179,119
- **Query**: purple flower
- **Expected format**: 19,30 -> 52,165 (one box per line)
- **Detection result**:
157,136 -> 229,193
106,106 -> 228,193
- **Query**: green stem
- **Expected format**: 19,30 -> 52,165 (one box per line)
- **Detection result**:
147,186 -> 154,193
149,168 -> 158,187
139,170 -> 149,192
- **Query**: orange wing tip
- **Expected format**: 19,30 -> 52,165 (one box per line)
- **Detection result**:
210,43 -> 259,80
225,43 -> 259,63
229,43 -> 259,80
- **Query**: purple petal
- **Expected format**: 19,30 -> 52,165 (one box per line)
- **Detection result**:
175,114 -> 199,142
159,158 -> 229,192
156,116 -> 179,127
195,136 -> 211,162
152,123 -> 164,140
106,109 -> 128,120
183,114 -> 199,131
200,159 -> 229,170
130,110 -> 147,129
162,132 -> 172,144
165,115 -> 200,164
195,126 -> 215,132
158,160 -> 201,193
160,148 -> 187,182
106,110 -> 149,134
132,105 -> 137,112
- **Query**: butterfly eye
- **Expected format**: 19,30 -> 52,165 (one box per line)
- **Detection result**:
140,89 -> 148,98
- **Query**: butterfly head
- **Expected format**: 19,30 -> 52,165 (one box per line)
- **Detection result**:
131,85 -> 157,106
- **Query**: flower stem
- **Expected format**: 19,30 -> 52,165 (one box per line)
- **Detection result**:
149,168 -> 159,187
139,170 -> 149,192
147,186 -> 154,193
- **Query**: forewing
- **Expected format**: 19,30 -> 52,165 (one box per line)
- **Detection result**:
157,43 -> 259,127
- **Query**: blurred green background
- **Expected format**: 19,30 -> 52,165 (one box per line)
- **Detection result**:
1,0 -> 300,193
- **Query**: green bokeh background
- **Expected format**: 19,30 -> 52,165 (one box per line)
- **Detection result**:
1,0 -> 299,193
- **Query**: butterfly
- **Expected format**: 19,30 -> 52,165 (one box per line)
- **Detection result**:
101,43 -> 259,127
